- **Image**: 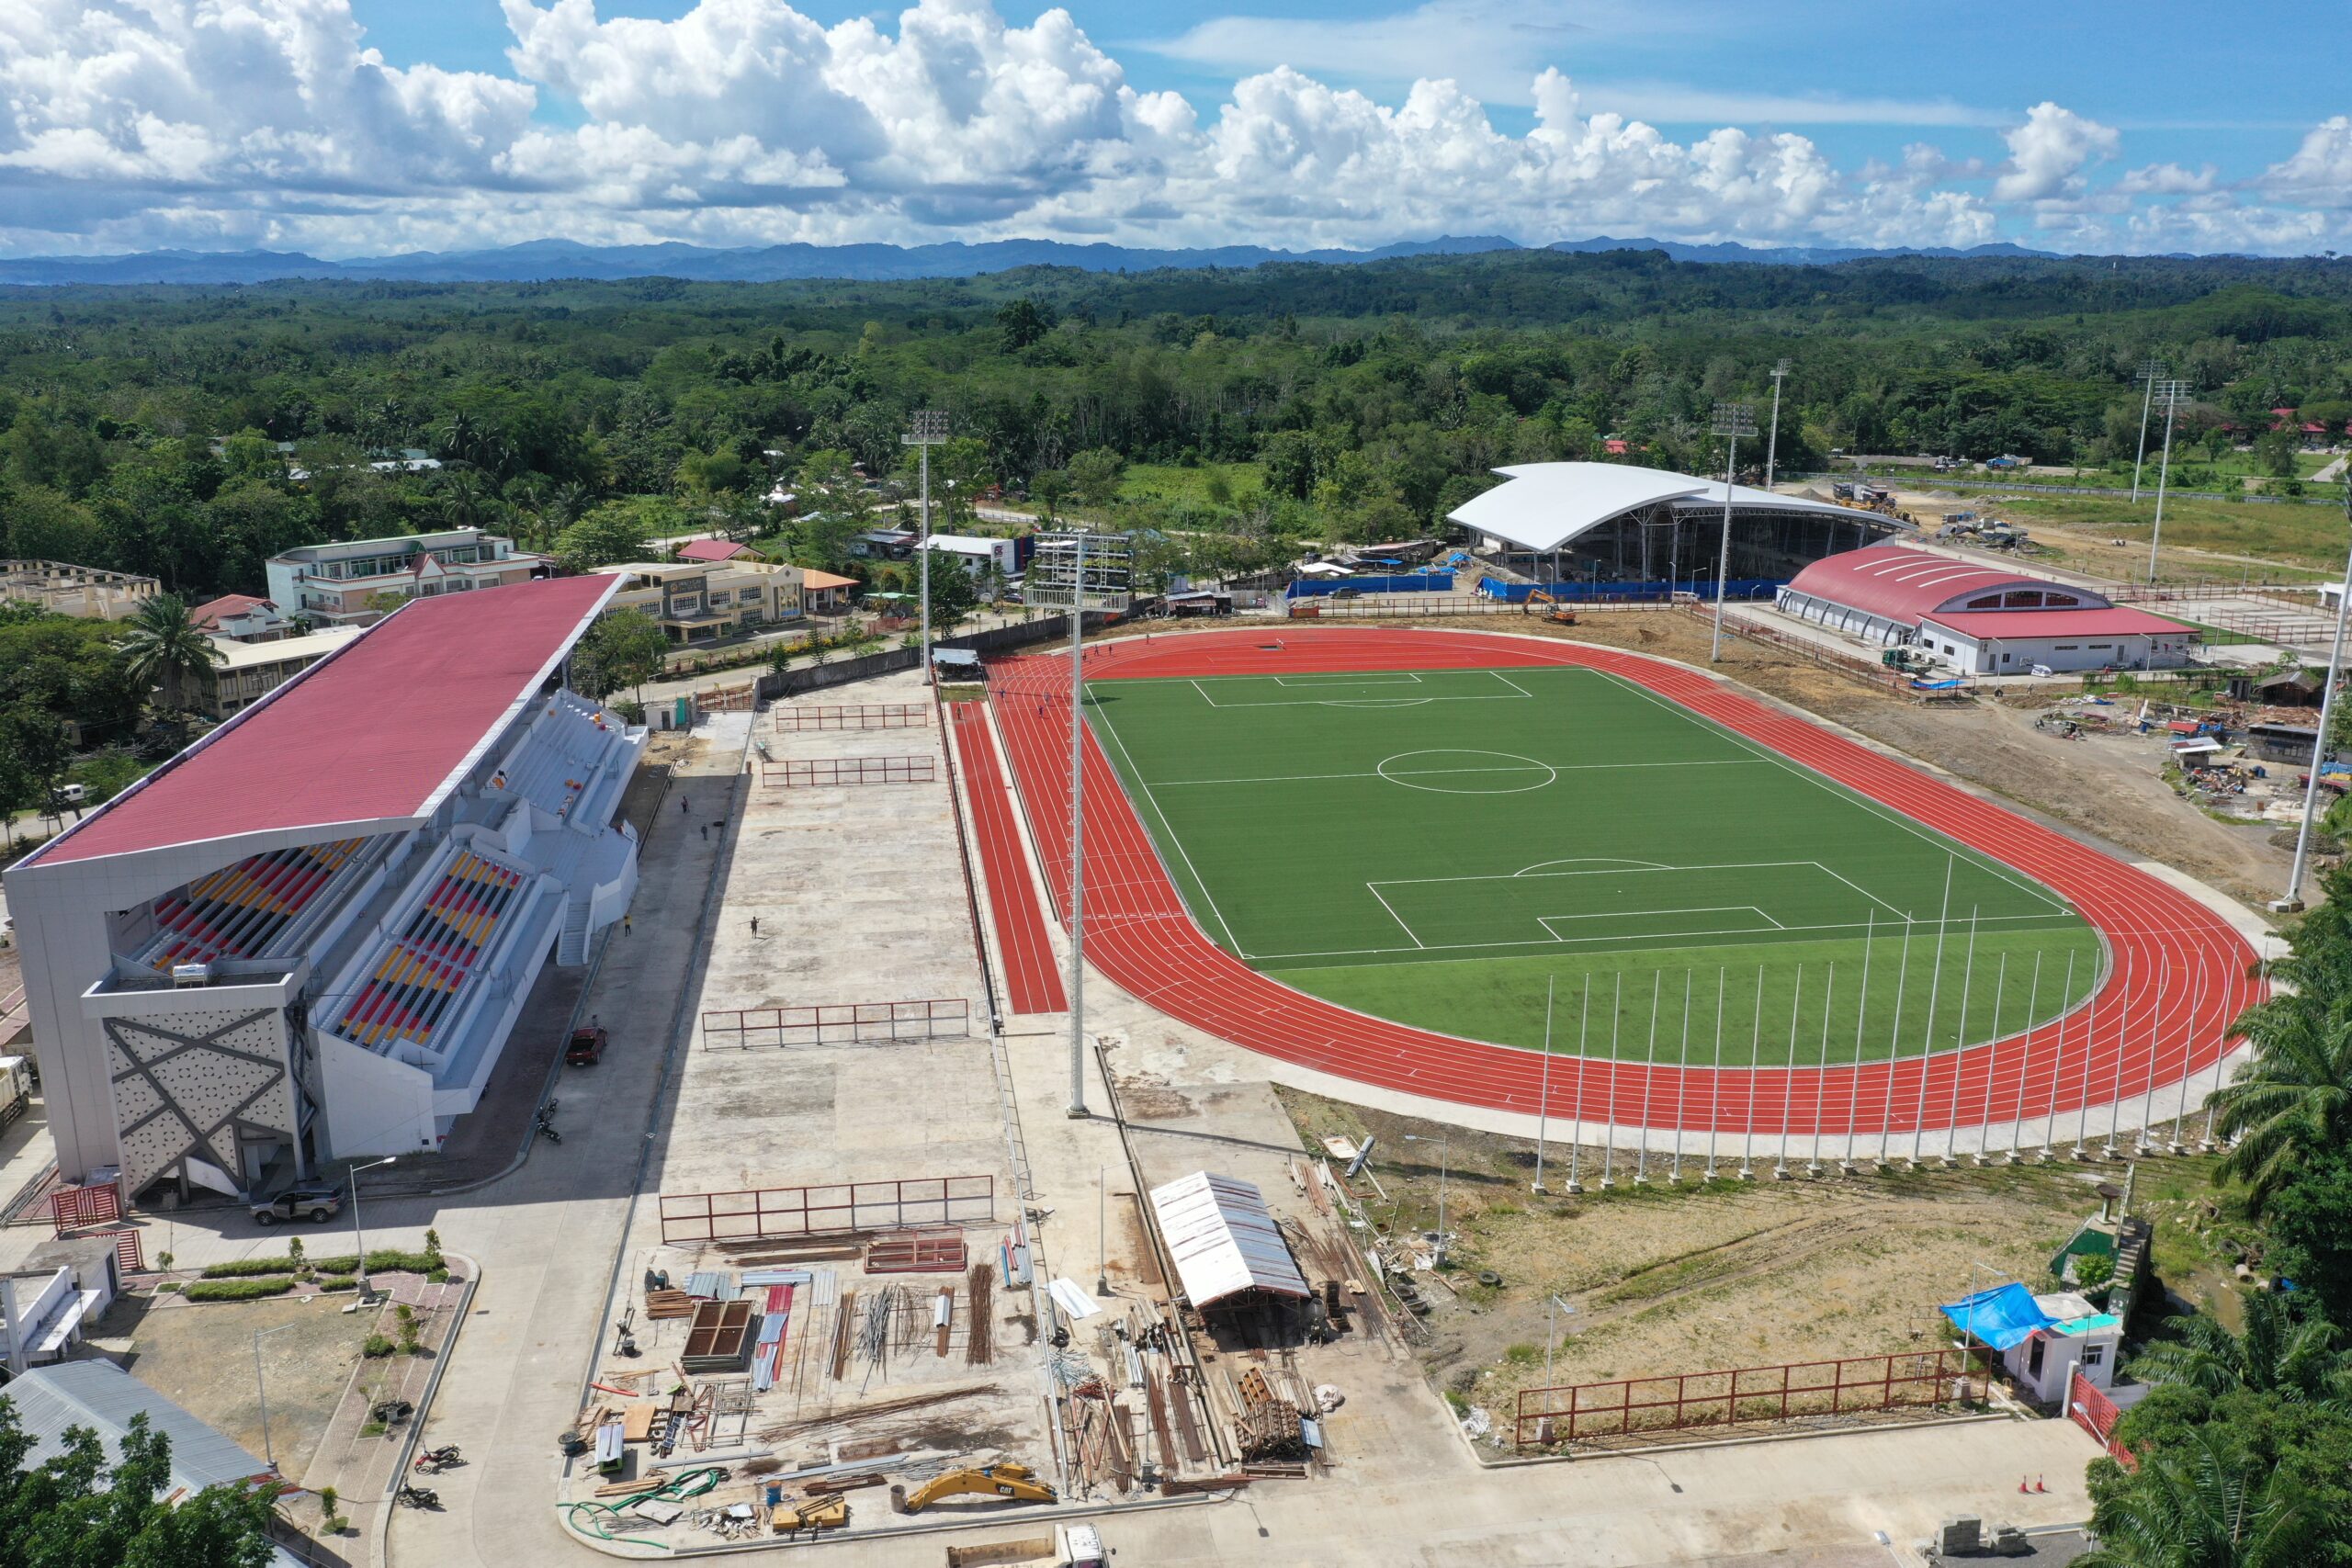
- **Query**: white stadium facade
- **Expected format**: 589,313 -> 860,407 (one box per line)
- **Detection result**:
4,576 -> 645,1202
1446,462 -> 1905,589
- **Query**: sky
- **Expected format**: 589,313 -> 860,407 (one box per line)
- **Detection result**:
1,0 -> 2346,259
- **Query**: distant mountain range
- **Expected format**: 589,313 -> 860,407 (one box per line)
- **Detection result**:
0,233 -> 2064,288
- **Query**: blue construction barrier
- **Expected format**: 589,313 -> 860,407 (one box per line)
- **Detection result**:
1284,571 -> 1456,599
1475,576 -> 1786,604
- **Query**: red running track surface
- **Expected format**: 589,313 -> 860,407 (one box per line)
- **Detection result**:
986,627 -> 2263,1139
948,703 -> 1068,1015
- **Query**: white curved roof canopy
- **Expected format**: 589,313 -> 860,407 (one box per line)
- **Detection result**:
1447,462 -> 1860,554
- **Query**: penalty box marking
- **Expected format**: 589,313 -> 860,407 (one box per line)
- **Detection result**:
1185,669 -> 1533,708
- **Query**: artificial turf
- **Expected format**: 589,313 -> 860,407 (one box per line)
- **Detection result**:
1082,664 -> 2103,1065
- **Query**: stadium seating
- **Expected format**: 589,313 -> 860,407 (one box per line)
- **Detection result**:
333,849 -> 528,1051
138,839 -> 368,970
488,693 -> 632,823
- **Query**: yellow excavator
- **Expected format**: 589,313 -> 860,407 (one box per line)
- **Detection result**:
893,1463 -> 1058,1515
1522,588 -> 1577,626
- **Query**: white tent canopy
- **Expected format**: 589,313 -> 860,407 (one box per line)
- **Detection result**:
1148,1170 -> 1310,1308
1446,462 -> 1859,554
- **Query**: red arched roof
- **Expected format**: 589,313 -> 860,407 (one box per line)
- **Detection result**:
1783,546 -> 2108,624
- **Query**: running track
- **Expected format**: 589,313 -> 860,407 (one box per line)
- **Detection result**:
985,626 -> 2265,1142
947,702 -> 1068,1014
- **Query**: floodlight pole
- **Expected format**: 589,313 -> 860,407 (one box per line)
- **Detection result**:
902,411 -> 947,684
2280,484 -> 2352,912
1709,402 -> 1757,663
2131,360 -> 2163,503
1763,360 -> 1791,491
1532,974 -> 1555,1193
1067,531 -> 1091,1117
2146,380 -> 2187,584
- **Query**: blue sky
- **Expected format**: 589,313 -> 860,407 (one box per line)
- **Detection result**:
4,1 -> 2346,257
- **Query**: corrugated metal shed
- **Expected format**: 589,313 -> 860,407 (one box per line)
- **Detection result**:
4,1359 -> 269,1495
1148,1171 -> 1310,1309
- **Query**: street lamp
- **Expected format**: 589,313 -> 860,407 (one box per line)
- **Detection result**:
347,1156 -> 397,1298
2279,482 -> 2352,913
902,410 -> 948,683
1763,360 -> 1792,491
1402,1133 -> 1451,1264
1709,402 -> 1758,663
2130,359 -> 2165,503
254,1321 -> 300,1471
1544,1292 -> 1576,1385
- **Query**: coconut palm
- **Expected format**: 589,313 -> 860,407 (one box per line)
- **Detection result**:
2208,990 -> 2352,1215
2129,1293 -> 2349,1404
2077,1426 -> 2318,1568
117,594 -> 225,716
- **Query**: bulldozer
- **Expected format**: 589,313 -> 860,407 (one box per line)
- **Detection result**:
892,1463 -> 1058,1515
1521,588 -> 1577,626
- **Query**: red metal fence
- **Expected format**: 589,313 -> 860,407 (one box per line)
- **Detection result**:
2068,1367 -> 2136,1469
701,998 -> 971,1049
761,755 -> 935,787
1513,1348 -> 1967,1450
660,1176 -> 995,1245
772,704 -> 933,731
95,1227 -> 144,1275
51,1179 -> 122,1235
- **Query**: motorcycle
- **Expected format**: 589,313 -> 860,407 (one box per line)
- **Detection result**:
372,1399 -> 415,1426
396,1484 -> 440,1509
535,1104 -> 561,1145
413,1445 -> 462,1472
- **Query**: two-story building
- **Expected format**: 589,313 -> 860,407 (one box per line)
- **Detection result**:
188,593 -> 294,642
595,559 -> 805,644
192,627 -> 365,720
264,529 -> 548,626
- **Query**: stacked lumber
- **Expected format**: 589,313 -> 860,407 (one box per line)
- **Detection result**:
644,1289 -> 694,1320
1232,1366 -> 1305,1461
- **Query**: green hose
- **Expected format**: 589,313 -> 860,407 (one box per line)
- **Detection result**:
560,1463 -> 731,1550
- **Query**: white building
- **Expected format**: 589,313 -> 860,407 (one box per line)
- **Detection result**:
2004,1292 -> 2123,1406
265,527 -> 547,626
921,535 -> 1019,577
3,576 -> 643,1201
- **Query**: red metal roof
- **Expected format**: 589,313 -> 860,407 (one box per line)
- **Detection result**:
1921,608 -> 2192,640
1782,546 -> 2108,624
30,575 -> 616,865
187,592 -> 273,628
676,538 -> 752,562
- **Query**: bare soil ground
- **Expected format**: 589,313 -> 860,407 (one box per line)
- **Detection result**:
1277,1086 -> 2145,1433
1419,610 -> 2290,908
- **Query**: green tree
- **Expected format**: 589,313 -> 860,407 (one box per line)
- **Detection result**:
1,485 -> 105,563
2130,1293 -> 2350,1404
998,297 -> 1057,352
2079,1426 -> 2321,1568
0,1400 -> 278,1568
574,612 -> 671,705
555,502 -> 655,572
921,558 -> 979,635
1030,468 -> 1071,523
116,594 -> 224,716
1066,448 -> 1126,507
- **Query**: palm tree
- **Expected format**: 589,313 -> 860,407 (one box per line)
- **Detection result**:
2077,1427 -> 2318,1568
118,594 -> 225,716
2208,983 -> 2352,1214
2130,1294 -> 2349,1404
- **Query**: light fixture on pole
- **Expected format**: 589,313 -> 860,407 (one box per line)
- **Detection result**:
1532,975 -> 1555,1194
2145,378 -> 2190,583
1030,529 -> 1134,1116
1763,360 -> 1792,491
902,410 -> 948,683
1708,401 -> 1758,664
1403,1133 -> 1451,1264
1543,1292 -> 1576,1386
2278,482 -> 2352,913
254,1322 -> 300,1471
2130,359 -> 2165,503
347,1156 -> 397,1298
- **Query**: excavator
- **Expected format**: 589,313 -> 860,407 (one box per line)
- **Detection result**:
893,1463 -> 1058,1515
1522,588 -> 1577,626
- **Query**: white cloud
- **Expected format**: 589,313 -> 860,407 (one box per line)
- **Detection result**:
1994,101 -> 2120,203
0,0 -> 2341,258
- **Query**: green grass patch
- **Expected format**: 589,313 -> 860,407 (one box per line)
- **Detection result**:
1085,664 -> 2099,1062
199,1258 -> 305,1280
1116,461 -> 1264,507
184,1278 -> 297,1302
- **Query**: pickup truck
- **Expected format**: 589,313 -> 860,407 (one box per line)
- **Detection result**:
251,1187 -> 341,1225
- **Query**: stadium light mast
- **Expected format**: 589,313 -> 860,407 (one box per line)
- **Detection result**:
2145,378 -> 2190,584
1763,360 -> 1792,491
1033,528 -> 1133,1115
2130,359 -> 2165,503
2278,482 -> 2352,914
902,410 -> 949,683
1709,401 -> 1758,664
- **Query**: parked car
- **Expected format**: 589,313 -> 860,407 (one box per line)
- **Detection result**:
251,1187 -> 341,1225
565,1025 -> 607,1066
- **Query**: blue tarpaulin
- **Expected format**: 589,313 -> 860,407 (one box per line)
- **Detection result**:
1939,1283 -> 2059,1350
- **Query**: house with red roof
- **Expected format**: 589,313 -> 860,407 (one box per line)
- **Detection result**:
675,537 -> 753,564
187,593 -> 292,642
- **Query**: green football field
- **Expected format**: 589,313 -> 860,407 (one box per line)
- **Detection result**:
1083,665 -> 2103,1066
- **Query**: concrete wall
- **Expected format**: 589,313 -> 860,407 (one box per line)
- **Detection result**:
316,1031 -> 439,1159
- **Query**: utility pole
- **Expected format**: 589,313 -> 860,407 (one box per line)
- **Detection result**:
2131,359 -> 2165,503
2279,482 -> 2352,912
1532,974 -> 1555,1193
2146,378 -> 2189,584
1763,360 -> 1792,491
902,410 -> 948,684
1709,401 -> 1758,663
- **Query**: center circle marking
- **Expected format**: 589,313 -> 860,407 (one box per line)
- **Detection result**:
1374,749 -> 1559,795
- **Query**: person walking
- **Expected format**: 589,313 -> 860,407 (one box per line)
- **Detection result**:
623,915 -> 632,936
750,916 -> 761,936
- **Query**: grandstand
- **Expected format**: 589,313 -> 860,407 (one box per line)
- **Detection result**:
4,575 -> 643,1202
